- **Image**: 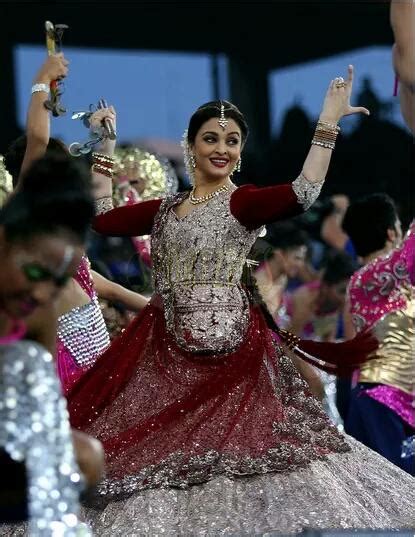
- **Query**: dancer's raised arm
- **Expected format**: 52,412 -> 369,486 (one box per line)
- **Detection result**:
231,65 -> 369,230
18,53 -> 68,183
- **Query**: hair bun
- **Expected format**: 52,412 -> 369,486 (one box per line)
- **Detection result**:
20,154 -> 91,198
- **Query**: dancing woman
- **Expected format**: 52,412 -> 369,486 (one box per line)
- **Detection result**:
69,67 -> 415,534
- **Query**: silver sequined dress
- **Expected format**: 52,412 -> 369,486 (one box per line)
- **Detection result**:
67,183 -> 415,535
0,341 -> 90,536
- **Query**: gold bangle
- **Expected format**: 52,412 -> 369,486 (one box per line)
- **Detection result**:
92,163 -> 113,178
92,152 -> 115,164
317,120 -> 340,132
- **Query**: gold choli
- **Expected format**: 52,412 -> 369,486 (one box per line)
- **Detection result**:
359,297 -> 415,394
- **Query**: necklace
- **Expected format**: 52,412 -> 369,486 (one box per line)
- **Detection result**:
189,184 -> 230,205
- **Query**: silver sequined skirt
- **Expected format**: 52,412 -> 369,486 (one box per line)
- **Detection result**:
80,437 -> 415,536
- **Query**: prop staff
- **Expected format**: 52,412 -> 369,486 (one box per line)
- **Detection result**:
43,20 -> 68,117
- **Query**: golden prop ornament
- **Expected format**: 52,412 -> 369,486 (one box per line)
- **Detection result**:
113,146 -> 178,205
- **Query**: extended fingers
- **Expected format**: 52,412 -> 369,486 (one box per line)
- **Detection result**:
352,106 -> 370,116
347,64 -> 354,85
90,108 -> 116,125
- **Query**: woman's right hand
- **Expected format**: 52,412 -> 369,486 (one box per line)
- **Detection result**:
34,53 -> 69,85
319,65 -> 370,125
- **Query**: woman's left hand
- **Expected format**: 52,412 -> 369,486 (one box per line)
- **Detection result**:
319,65 -> 370,124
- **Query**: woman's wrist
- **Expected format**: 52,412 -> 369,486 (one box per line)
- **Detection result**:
318,113 -> 340,125
33,72 -> 52,85
97,139 -> 116,157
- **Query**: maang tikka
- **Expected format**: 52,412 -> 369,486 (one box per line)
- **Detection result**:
218,102 -> 228,130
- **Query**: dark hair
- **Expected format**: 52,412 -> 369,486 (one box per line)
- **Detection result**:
322,251 -> 357,285
0,154 -> 94,244
249,222 -> 308,263
187,100 -> 249,144
4,135 -> 68,187
265,221 -> 308,251
342,193 -> 398,257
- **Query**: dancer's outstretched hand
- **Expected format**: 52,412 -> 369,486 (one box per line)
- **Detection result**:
89,105 -> 116,134
319,65 -> 370,124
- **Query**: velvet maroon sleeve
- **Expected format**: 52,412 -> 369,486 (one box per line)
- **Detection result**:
230,184 -> 303,230
93,199 -> 163,237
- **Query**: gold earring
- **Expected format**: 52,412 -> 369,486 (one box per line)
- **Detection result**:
190,154 -> 196,169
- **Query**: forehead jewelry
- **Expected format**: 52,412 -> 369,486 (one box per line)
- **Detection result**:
218,103 -> 228,130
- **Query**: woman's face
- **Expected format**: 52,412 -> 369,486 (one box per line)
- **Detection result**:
274,245 -> 307,279
319,279 -> 349,313
190,118 -> 242,181
0,232 -> 83,319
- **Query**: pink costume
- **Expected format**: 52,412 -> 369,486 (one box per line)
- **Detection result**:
56,255 -> 110,394
348,221 -> 415,427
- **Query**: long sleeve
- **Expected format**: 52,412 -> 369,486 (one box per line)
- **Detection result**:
93,199 -> 162,237
230,174 -> 324,230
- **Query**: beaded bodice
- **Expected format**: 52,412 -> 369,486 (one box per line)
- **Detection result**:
57,256 -> 110,368
57,296 -> 110,368
348,221 -> 415,393
151,188 -> 261,353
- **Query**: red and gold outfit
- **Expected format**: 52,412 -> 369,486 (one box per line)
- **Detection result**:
68,178 -> 415,534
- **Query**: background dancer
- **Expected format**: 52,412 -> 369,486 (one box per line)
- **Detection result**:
342,193 -> 414,473
0,154 -> 103,533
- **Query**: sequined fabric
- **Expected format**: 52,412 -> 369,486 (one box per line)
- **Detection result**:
348,220 -> 415,420
0,341 -> 90,536
57,256 -> 110,394
80,437 -> 415,535
359,301 -> 415,396
151,189 -> 259,352
94,197 -> 113,216
69,302 -> 349,502
291,173 -> 324,211
67,196 -> 415,534
57,297 -> 110,369
349,221 -> 415,332
364,385 -> 415,427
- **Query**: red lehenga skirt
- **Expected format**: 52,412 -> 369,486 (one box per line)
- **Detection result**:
64,297 -> 415,535
68,295 -> 349,500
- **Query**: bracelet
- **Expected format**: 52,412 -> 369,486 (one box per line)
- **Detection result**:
317,120 -> 340,132
311,140 -> 336,150
92,152 -> 115,166
92,159 -> 114,171
92,163 -> 113,178
31,83 -> 50,95
312,120 -> 340,151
